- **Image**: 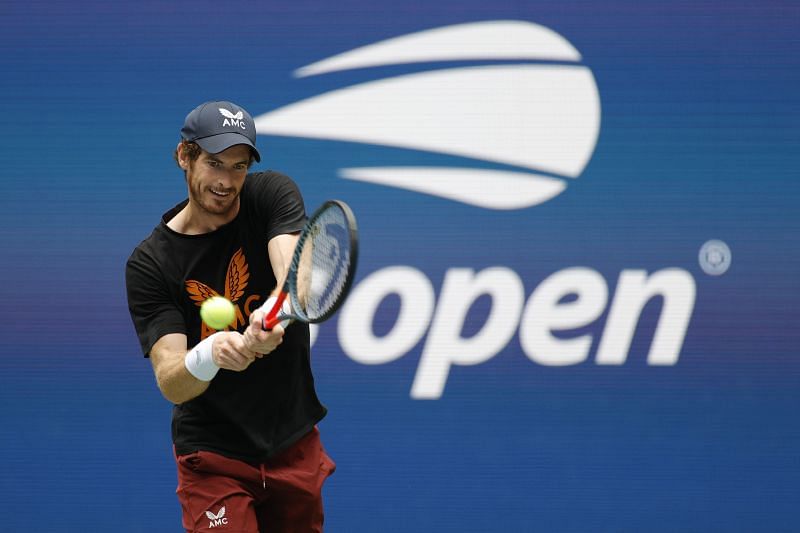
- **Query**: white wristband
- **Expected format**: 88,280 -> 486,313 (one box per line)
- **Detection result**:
259,295 -> 292,329
185,333 -> 221,381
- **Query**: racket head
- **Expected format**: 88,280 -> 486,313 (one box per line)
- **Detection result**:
286,199 -> 359,324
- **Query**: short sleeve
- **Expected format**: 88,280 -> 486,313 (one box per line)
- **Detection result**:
125,248 -> 186,357
244,171 -> 307,241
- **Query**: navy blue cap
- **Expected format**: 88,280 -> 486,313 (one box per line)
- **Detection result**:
181,101 -> 261,162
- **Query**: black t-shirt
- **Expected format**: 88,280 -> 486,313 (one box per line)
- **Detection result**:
125,171 -> 326,463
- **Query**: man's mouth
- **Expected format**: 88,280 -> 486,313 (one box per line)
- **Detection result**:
210,188 -> 232,198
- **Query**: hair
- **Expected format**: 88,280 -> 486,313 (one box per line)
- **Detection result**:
173,140 -> 203,167
174,139 -> 257,169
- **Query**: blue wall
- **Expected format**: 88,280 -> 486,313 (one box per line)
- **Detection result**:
0,1 -> 798,531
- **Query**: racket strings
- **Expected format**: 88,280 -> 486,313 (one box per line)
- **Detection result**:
295,208 -> 352,321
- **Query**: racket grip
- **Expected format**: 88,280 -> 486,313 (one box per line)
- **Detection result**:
262,292 -> 289,331
264,315 -> 283,330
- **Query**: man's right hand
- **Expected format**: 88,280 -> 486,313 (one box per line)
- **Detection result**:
211,331 -> 259,372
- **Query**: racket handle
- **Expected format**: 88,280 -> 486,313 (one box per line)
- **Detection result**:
264,315 -> 285,330
262,292 -> 289,331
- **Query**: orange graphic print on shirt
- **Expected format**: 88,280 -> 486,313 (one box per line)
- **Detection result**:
185,248 -> 263,338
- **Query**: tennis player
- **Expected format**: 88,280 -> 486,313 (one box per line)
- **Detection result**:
125,100 -> 334,532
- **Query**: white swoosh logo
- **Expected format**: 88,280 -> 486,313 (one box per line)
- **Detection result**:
254,21 -> 601,210
340,167 -> 566,210
294,19 -> 583,77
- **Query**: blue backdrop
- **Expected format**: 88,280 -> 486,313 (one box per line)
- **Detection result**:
1,1 -> 798,531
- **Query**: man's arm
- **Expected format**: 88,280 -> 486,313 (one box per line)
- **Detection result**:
243,232 -> 301,352
150,333 -> 208,404
267,232 -> 301,294
150,331 -> 260,404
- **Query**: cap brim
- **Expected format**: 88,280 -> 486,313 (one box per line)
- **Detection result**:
195,132 -> 261,162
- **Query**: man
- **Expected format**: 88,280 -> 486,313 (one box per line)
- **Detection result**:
126,100 -> 334,532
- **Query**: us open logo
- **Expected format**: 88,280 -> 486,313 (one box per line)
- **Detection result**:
252,22 -> 697,401
254,20 -> 601,210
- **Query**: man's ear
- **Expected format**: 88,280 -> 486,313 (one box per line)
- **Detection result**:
176,142 -> 189,170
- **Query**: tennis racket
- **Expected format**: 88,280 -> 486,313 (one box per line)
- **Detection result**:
263,200 -> 359,330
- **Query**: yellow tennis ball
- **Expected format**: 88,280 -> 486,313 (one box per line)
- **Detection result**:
200,296 -> 236,330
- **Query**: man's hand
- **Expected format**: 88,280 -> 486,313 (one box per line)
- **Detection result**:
211,331 -> 260,371
242,308 -> 285,356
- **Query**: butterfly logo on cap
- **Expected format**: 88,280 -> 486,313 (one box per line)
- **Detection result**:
219,108 -> 244,120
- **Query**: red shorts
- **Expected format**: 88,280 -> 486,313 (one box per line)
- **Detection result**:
175,427 -> 335,532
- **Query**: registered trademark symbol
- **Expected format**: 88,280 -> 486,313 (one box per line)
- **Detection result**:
698,239 -> 731,276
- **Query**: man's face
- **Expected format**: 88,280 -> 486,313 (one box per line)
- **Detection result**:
179,144 -> 251,218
